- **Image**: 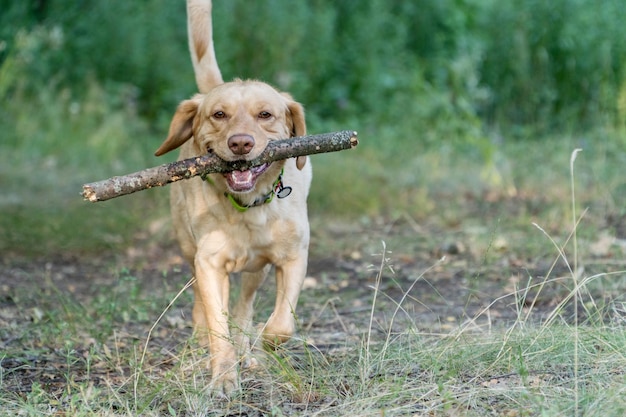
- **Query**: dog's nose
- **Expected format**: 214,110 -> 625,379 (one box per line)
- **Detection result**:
228,134 -> 255,155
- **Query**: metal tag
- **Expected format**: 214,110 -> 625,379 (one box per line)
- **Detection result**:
276,186 -> 292,199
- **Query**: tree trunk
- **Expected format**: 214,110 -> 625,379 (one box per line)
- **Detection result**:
82,130 -> 358,202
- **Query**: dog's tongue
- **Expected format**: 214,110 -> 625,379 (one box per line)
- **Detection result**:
226,169 -> 254,191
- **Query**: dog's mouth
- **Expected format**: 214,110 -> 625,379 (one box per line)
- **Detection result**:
223,163 -> 271,192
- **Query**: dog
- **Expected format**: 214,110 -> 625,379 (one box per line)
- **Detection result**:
154,0 -> 312,396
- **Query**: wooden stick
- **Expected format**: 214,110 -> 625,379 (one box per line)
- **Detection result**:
82,130 -> 358,202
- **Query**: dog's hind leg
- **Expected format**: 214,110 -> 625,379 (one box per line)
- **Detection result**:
231,266 -> 270,367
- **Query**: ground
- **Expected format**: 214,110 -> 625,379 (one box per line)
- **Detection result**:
1,204 -> 625,415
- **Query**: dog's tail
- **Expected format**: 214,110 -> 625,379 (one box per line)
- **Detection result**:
187,0 -> 224,93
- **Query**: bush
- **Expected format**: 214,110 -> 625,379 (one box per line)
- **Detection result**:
0,0 -> 192,122
2,0 -> 625,135
477,0 -> 626,131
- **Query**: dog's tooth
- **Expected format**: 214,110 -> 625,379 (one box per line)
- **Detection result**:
230,170 -> 253,184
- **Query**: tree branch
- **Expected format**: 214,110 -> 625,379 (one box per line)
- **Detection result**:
82,130 -> 358,202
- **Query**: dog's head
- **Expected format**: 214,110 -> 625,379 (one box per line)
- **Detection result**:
155,80 -> 306,194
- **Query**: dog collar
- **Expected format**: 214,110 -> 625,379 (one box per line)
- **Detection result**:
201,168 -> 292,212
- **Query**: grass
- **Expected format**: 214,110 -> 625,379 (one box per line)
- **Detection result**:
2,165 -> 626,416
0,81 -> 170,257
1,255 -> 625,416
2,81 -> 626,415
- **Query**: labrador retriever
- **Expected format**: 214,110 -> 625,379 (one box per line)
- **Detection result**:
154,0 -> 312,396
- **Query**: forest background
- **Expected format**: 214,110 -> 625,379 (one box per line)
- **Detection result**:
1,0 -> 625,254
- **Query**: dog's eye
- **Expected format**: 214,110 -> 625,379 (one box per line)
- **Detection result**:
258,111 -> 272,119
213,111 -> 226,119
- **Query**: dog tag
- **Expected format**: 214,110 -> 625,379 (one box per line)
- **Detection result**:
277,186 -> 292,199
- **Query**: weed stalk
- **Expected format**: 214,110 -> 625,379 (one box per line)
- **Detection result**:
570,148 -> 582,417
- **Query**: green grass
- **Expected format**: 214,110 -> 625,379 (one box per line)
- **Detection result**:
2,65 -> 626,417
0,81 -> 170,257
1,245 -> 625,416
2,140 -> 625,416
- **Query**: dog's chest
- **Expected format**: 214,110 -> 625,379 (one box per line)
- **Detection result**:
209,217 -> 301,273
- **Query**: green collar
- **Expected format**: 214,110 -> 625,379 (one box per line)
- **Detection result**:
201,168 -> 292,212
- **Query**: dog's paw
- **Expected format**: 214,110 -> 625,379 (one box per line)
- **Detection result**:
257,317 -> 295,348
210,371 -> 240,399
241,355 -> 259,370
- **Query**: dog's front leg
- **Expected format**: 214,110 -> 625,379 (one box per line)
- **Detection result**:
263,254 -> 308,347
193,255 -> 238,396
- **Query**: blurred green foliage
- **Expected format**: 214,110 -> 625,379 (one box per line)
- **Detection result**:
478,0 -> 626,130
1,0 -> 625,254
2,0 -> 624,132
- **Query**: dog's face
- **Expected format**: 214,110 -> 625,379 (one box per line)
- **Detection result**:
155,80 -> 306,193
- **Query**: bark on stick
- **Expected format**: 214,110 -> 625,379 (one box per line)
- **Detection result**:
82,130 -> 358,202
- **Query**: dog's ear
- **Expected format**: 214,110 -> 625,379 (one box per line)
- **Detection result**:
286,100 -> 306,138
283,95 -> 307,170
154,96 -> 202,156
